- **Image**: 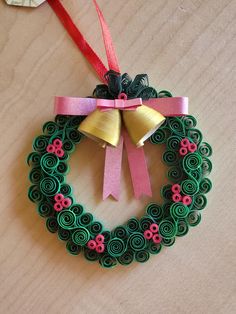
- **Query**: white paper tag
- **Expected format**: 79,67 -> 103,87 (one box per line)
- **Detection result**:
5,0 -> 46,7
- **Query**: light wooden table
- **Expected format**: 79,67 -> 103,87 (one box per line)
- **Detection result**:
0,1 -> 235,313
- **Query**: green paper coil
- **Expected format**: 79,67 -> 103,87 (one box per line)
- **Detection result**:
37,202 -> 53,217
33,135 -> 49,153
107,238 -> 126,257
113,226 -> 129,239
161,184 -> 173,200
181,115 -> 197,129
40,176 -> 60,197
198,142 -> 212,157
72,227 -> 90,245
176,219 -> 189,237
40,153 -> 59,172
139,216 -> 154,231
55,115 -> 68,127
187,128 -> 202,145
126,218 -> 140,233
187,211 -> 201,227
60,184 -> 72,196
148,241 -> 162,255
201,157 -> 212,176
89,221 -> 103,235
78,213 -> 93,227
46,217 -> 58,233
159,219 -> 177,239
167,135 -> 182,150
199,178 -> 212,194
162,150 -> 178,166
181,179 -> 199,196
192,194 -> 207,210
117,250 -> 134,266
161,237 -> 175,247
183,152 -> 202,172
29,167 -> 43,184
135,250 -> 150,263
101,231 -> 111,243
168,166 -> 184,182
66,128 -> 82,143
63,140 -> 75,153
150,129 -> 167,144
28,185 -> 44,203
66,240 -> 81,255
128,232 -> 147,251
190,169 -> 202,182
84,248 -> 100,261
168,117 -> 185,136
146,203 -> 163,221
58,227 -> 71,241
57,210 -> 76,230
70,204 -> 84,216
99,254 -> 117,268
56,162 -> 69,175
170,202 -> 189,220
162,202 -> 172,218
43,121 -> 59,136
27,152 -> 41,166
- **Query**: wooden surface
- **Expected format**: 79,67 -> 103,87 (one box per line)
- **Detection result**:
0,0 -> 236,313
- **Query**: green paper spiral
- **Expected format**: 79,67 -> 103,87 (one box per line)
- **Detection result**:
176,219 -> 189,237
140,216 -> 154,231
28,185 -> 44,203
135,250 -> 150,263
167,135 -> 182,150
57,210 -> 76,230
162,150 -> 178,166
158,90 -> 172,97
60,184 -> 72,196
107,238 -> 126,257
55,115 -> 69,127
33,136 -> 49,153
126,218 -> 140,233
192,194 -> 207,210
27,152 -> 41,166
161,184 -> 173,200
159,219 -> 177,239
117,250 -> 134,266
199,178 -> 212,194
183,152 -> 202,172
170,202 -> 189,220
70,204 -> 84,216
146,203 -> 163,221
101,231 -> 111,243
66,128 -> 83,143
41,153 -> 59,172
58,227 -> 71,241
43,121 -> 59,136
150,129 -> 167,144
72,227 -> 90,246
84,248 -> 100,261
191,168 -> 202,182
40,176 -> 60,196
78,213 -> 93,227
181,179 -> 199,196
66,240 -> 81,255
112,226 -> 129,239
89,221 -> 103,235
99,255 -> 117,269
56,162 -> 69,175
181,115 -> 197,129
186,211 -> 201,227
128,232 -> 147,251
201,157 -> 212,176
63,140 -> 75,153
168,117 -> 185,136
187,128 -> 202,145
161,237 -> 175,247
198,142 -> 212,157
67,116 -> 84,128
168,166 -> 184,182
162,202 -> 172,218
46,217 -> 58,233
37,202 -> 53,217
29,167 -> 43,184
148,241 -> 162,255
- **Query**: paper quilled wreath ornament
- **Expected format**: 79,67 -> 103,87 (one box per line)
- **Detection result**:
7,0 -> 212,268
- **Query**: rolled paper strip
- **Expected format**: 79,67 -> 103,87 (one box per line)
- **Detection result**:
148,241 -> 162,255
43,121 -> 59,136
152,234 -> 162,244
28,185 -> 44,203
53,138 -> 63,148
158,90 -> 173,97
46,217 -> 59,233
161,184 -> 173,200
54,193 -> 64,202
54,202 -> 63,212
183,152 -> 202,172
41,153 -> 59,171
55,148 -> 65,158
135,250 -> 150,263
181,115 -> 197,129
78,213 -> 93,226
62,197 -> 72,208
159,219 -> 177,239
179,147 -> 188,156
66,240 -> 82,255
87,239 -> 97,250
59,151 -> 69,162
187,211 -> 202,227
96,243 -> 105,253
29,167 -> 43,184
180,138 -> 190,147
199,178 -> 212,194
60,184 -> 72,197
37,202 -> 53,217
181,179 -> 199,196
162,202 -> 172,218
170,202 -> 189,220
46,144 -> 55,153
171,184 -> 181,193
128,232 -> 147,251
176,219 -> 189,237
89,221 -> 103,235
99,254 -> 117,268
27,152 -> 41,166
190,168 -> 202,182
56,162 -> 69,175
66,128 -> 83,143
107,238 -> 126,257
101,231 -> 111,244
144,230 -> 153,240
58,227 -> 71,241
126,217 -> 140,233
187,128 -> 202,145
63,140 -> 75,153
198,142 -> 212,157
161,237 -> 176,247
95,234 -> 105,244
57,210 -> 76,229
72,227 -> 90,246
70,204 -> 84,216
192,194 -> 207,210
112,226 -> 129,239
201,157 -> 212,176
167,135 -> 182,150
162,150 -> 178,166
168,117 -> 185,136
188,142 -> 197,153
172,193 -> 182,203
149,223 -> 159,233
84,248 -> 100,261
182,195 -> 192,206
67,115 -> 85,128
150,129 -> 167,144
117,250 -> 134,266
146,203 -> 163,221
140,216 -> 154,231
55,115 -> 68,127
40,177 -> 60,196
33,135 -> 49,153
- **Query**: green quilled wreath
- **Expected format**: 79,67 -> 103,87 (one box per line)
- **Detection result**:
25,0 -> 212,268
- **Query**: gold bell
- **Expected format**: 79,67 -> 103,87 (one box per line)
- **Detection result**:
122,105 -> 166,147
78,109 -> 121,147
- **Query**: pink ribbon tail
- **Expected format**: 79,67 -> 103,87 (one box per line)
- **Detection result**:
103,136 -> 123,200
123,129 -> 152,199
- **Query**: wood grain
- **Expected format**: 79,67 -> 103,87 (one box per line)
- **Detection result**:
0,0 -> 236,313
